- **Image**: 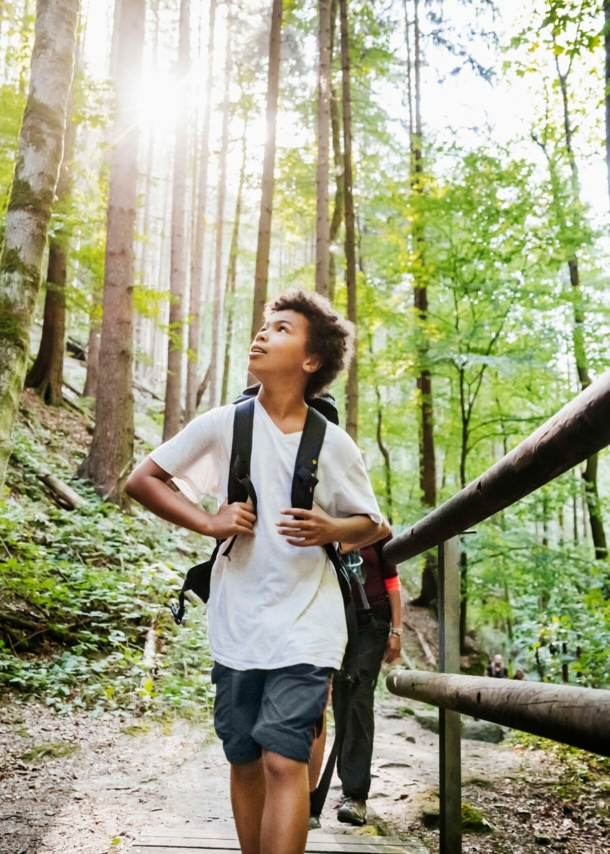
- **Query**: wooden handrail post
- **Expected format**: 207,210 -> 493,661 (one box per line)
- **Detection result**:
438,537 -> 461,854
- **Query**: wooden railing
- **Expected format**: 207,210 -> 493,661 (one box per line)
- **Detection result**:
383,371 -> 610,854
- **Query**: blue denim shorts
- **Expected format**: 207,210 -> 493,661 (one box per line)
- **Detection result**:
211,662 -> 330,765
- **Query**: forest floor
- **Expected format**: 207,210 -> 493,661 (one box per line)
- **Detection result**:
1,691 -> 608,854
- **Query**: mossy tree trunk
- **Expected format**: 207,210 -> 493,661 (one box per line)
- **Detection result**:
78,0 -> 145,505
250,0 -> 283,344
339,0 -> 358,443
163,0 -> 191,441
25,64 -> 79,406
185,0 -> 217,424
0,0 -> 79,489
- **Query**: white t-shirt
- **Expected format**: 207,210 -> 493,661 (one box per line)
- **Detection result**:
149,399 -> 382,671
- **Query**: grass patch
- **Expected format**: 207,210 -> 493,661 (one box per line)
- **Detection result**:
464,776 -> 494,789
20,741 -> 79,763
121,723 -> 150,737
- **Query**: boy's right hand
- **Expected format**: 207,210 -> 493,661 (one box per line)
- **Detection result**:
206,500 -> 256,540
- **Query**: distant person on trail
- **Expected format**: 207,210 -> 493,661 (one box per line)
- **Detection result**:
126,289 -> 385,854
308,534 -> 402,828
485,654 -> 508,678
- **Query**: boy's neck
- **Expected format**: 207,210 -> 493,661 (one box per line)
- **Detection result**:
257,383 -> 309,432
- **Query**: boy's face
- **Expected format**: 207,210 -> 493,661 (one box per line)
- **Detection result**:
248,310 -> 321,388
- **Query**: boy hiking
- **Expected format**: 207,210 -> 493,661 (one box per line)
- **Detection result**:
126,289 -> 384,854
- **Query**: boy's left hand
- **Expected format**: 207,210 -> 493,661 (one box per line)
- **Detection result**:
277,505 -> 338,547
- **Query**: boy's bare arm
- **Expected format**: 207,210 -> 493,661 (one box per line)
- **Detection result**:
276,504 -> 383,548
126,459 -> 256,540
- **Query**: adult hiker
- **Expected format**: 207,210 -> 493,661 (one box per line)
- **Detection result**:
485,653 -> 508,678
126,288 -> 385,854
308,534 -> 402,828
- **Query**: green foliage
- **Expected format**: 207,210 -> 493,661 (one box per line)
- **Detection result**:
0,422 -> 214,719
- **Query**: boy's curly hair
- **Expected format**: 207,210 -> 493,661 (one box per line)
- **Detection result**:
264,288 -> 355,397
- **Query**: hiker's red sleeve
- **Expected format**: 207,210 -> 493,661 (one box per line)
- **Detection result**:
384,575 -> 400,593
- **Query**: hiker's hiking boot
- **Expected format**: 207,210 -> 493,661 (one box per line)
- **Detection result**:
337,797 -> 367,826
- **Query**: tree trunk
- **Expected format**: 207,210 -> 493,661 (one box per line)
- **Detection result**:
209,10 -> 232,409
328,0 -> 343,303
250,0 -> 283,342
26,58 -> 79,406
315,0 -> 331,297
136,0 -> 161,383
0,0 -> 78,489
604,0 -> 610,212
78,0 -> 145,505
185,0 -> 217,423
83,288 -> 102,397
339,0 -> 358,443
409,0 -> 438,608
162,0 -> 191,441
221,118 -> 248,406
375,386 -> 393,524
555,55 -> 608,562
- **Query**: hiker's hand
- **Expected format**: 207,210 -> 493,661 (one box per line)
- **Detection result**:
385,633 -> 402,664
276,505 -> 338,547
208,500 -> 256,539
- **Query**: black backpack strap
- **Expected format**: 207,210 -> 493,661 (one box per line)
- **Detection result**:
228,397 -> 257,511
291,406 -> 327,510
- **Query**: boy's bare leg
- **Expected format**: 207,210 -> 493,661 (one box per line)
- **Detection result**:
231,758 -> 266,854
261,749 -> 309,854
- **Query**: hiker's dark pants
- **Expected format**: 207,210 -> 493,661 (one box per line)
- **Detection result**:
334,607 -> 390,801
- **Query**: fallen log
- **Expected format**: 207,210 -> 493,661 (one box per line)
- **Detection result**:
39,472 -> 87,510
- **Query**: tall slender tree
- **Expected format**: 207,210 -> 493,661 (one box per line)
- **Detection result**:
407,0 -> 438,607
339,0 -> 358,442
78,0 -> 146,504
185,0 -> 217,423
315,0 -> 331,297
83,0 -> 123,400
327,0 -> 343,303
604,0 -> 610,208
250,0 -> 283,343
221,115 -> 248,406
163,0 -> 191,441
0,0 -> 79,489
209,7 -> 232,408
548,36 -> 607,561
25,46 -> 79,406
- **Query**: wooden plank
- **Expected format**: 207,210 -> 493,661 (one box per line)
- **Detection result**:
134,840 -> 410,853
133,846 -> 415,854
139,831 -> 410,846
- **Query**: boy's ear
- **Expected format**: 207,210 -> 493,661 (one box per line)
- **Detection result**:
303,353 -> 322,375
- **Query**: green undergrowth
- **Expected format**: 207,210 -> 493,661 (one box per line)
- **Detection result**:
0,418 -> 215,720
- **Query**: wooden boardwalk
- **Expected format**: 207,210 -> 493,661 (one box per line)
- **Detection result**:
132,826 -> 429,853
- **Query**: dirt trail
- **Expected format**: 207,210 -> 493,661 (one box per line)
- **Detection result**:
1,692 -> 608,854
